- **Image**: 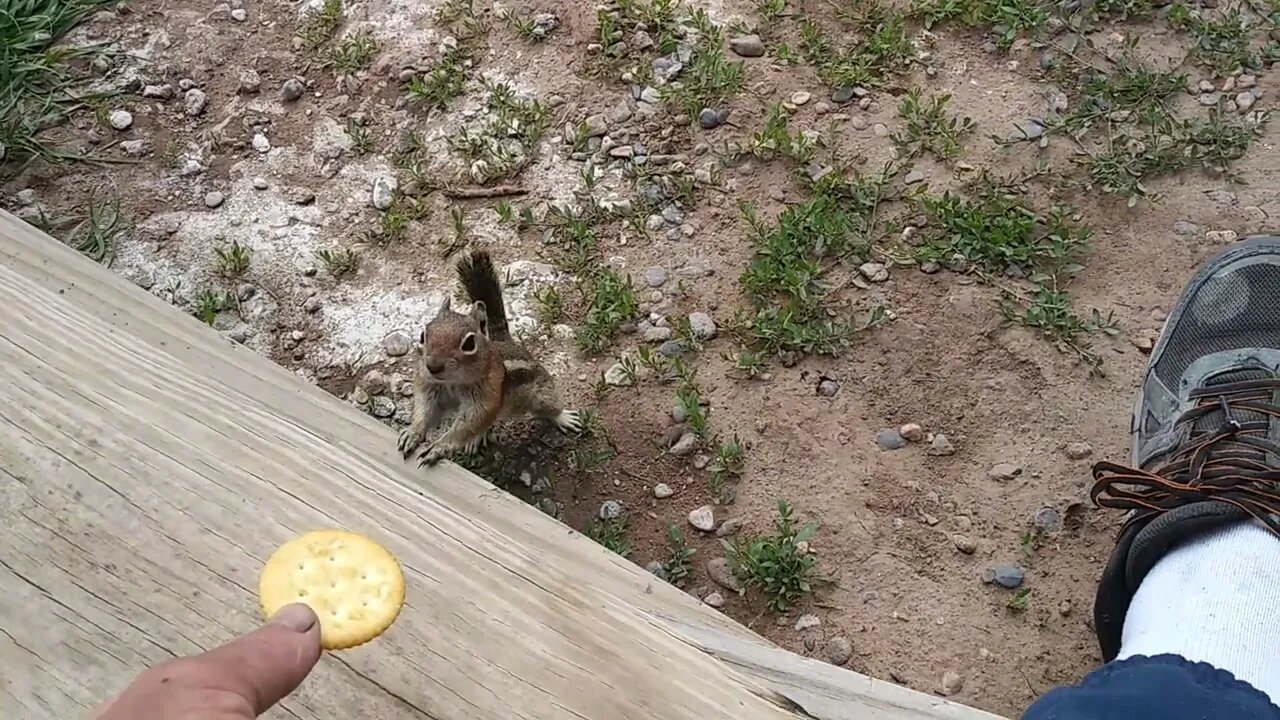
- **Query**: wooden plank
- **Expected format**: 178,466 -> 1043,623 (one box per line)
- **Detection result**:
0,208 -> 1005,720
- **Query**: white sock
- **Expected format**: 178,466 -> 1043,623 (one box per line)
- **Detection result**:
1117,519 -> 1280,703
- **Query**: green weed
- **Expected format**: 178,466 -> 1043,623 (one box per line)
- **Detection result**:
214,240 -> 252,278
797,3 -> 915,89
296,0 -> 344,51
37,195 -> 130,263
586,517 -> 631,556
724,500 -> 819,612
315,247 -> 361,277
893,88 -> 975,161
533,285 -> 565,325
910,0 -> 1049,50
660,523 -> 697,586
322,28 -> 379,73
577,268 -> 638,354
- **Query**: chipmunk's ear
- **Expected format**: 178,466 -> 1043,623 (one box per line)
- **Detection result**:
470,300 -> 489,339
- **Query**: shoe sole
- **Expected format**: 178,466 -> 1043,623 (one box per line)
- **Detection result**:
1130,233 -> 1280,464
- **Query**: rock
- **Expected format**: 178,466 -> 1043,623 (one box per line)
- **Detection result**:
697,107 -> 727,129
707,557 -> 742,590
371,175 -> 397,210
903,169 -> 925,185
142,83 -> 174,99
687,311 -> 717,340
1239,74 -> 1258,89
360,370 -> 388,395
1058,599 -> 1073,616
794,614 -> 821,631
584,114 -> 609,138
899,423 -> 924,442
642,325 -> 673,343
817,379 -> 839,397
688,505 -> 717,532
1130,334 -> 1154,353
604,361 -> 633,386
1063,442 -> 1093,460
1236,91 -> 1257,112
238,69 -> 262,94
661,205 -> 685,225
184,88 -> 208,116
230,7 -> 247,20
644,267 -> 669,287
703,591 -> 726,608
204,191 -> 225,209
653,483 -> 674,499
252,133 -> 271,153
658,339 -> 686,357
382,330 -> 414,357
715,517 -> 744,537
729,34 -> 765,57
281,78 -> 306,102
859,262 -> 889,282
987,563 -> 1025,589
370,396 -> 396,418
108,109 -> 133,130
876,428 -> 908,450
303,295 -> 322,313
121,139 -> 148,156
928,433 -> 956,456
952,534 -> 977,554
1034,507 -> 1062,533
988,463 -> 1021,481
599,500 -> 624,520
791,91 -> 811,106
1206,229 -> 1238,244
1174,220 -> 1201,236
645,560 -> 665,577
1199,92 -> 1222,106
940,671 -> 964,696
639,86 -> 661,104
180,158 -> 204,176
832,86 -> 864,103
1017,118 -> 1046,140
824,636 -> 853,665
669,431 -> 699,456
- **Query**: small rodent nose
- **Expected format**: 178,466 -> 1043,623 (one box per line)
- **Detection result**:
425,359 -> 446,375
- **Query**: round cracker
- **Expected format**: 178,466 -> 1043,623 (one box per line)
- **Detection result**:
259,529 -> 405,650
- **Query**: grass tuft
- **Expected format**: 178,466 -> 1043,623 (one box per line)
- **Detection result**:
725,500 -> 819,612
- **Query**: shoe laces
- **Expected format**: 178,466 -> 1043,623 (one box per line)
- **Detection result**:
1090,375 -> 1280,536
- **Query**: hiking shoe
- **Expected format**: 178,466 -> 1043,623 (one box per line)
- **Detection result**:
1091,235 -> 1280,662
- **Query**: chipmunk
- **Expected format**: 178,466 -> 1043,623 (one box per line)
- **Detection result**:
397,249 -> 585,467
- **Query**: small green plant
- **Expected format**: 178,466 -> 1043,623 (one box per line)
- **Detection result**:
533,285 -> 564,325
893,88 -> 975,161
676,380 -> 711,440
724,500 -> 819,612
322,28 -> 379,73
446,79 -> 551,183
660,10 -> 746,120
660,524 -> 697,586
214,240 -> 252,278
296,0 -> 344,51
315,247 -> 361,277
1007,587 -> 1032,612
345,118 -> 372,155
38,196 -> 130,263
797,3 -> 915,89
750,103 -> 817,162
1000,284 -> 1118,376
405,48 -> 470,111
708,435 -> 746,501
192,289 -> 231,326
576,268 -> 638,354
585,516 -> 630,556
1168,3 -> 1261,74
909,0 -> 1049,50
366,196 -> 429,244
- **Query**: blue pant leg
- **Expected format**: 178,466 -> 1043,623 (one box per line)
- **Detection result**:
1022,654 -> 1280,720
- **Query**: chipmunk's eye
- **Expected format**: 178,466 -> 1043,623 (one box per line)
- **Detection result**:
460,333 -> 477,354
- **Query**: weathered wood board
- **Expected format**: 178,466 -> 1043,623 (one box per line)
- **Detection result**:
0,209 -> 1007,720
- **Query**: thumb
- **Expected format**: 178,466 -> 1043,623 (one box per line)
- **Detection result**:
197,603 -> 323,714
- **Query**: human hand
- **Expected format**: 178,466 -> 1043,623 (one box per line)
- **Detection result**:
94,603 -> 322,719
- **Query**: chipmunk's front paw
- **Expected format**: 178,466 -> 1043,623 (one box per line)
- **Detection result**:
398,427 -> 425,458
462,434 -> 487,455
417,442 -> 453,467
554,409 -> 586,434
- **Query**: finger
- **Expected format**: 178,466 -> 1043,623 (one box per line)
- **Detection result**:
196,603 -> 323,714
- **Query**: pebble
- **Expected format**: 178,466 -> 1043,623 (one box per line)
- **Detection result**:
794,614 -> 821,631
817,379 -> 839,397
899,423 -> 924,442
952,534 -> 977,554
204,191 -> 225,209
1174,220 -> 1201,236
876,428 -> 908,450
790,91 -> 811,106
987,563 -> 1025,589
903,169 -> 925,185
703,592 -> 726,608
688,505 -> 717,532
1199,92 -> 1222,106
599,500 -> 624,520
252,133 -> 271,153
119,139 -> 147,156
252,177 -> 269,190
687,311 -> 717,340
142,83 -> 174,99
642,325 -> 673,343
988,463 -> 1021,481
238,69 -> 262,94
303,296 -> 322,313
859,262 -> 889,282
729,34 -> 765,57
184,88 -> 208,116
230,7 -> 247,20
1236,91 -> 1257,112
644,267 -> 669,287
281,78 -> 306,102
832,86 -> 864,103
825,636 -> 853,665
928,433 -> 956,456
382,330 -> 414,357
698,107 -> 726,129
584,114 -> 609,138
1131,334 -> 1154,353
662,205 -> 685,225
669,431 -> 699,456
361,370 -> 388,395
180,158 -> 204,176
370,396 -> 395,418
1059,599 -> 1073,616
1034,507 -> 1062,533
1206,229 -> 1238,244
371,175 -> 397,210
707,557 -> 742,590
715,517 -> 744,538
108,109 -> 133,130
1064,442 -> 1093,460
653,483 -> 674,499
1239,74 -> 1258,89
940,671 -> 964,696
604,362 -> 634,386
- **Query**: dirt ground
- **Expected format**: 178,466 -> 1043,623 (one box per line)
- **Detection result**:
5,0 -> 1279,715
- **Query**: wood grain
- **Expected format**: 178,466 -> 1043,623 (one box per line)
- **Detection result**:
0,209 -> 1006,720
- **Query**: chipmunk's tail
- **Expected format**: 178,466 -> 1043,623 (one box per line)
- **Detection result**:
456,250 -> 510,342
